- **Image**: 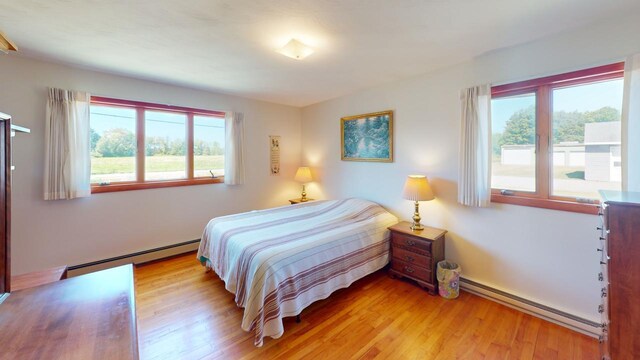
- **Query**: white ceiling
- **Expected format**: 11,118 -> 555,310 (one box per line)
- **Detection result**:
1,0 -> 639,107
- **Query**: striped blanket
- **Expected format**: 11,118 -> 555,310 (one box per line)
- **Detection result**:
197,198 -> 398,346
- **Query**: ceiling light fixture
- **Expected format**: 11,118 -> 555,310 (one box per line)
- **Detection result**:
276,39 -> 314,60
0,30 -> 17,54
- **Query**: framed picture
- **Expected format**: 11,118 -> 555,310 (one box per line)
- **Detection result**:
341,110 -> 393,162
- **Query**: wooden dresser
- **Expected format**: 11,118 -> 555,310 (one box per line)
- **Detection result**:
388,221 -> 446,294
0,264 -> 139,359
599,190 -> 640,360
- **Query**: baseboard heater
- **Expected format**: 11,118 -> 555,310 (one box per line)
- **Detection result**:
460,277 -> 602,338
67,239 -> 200,277
66,244 -> 602,338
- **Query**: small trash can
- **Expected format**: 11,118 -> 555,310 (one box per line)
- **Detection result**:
437,260 -> 462,299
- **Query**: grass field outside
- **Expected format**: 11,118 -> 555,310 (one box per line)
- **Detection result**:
492,162 -> 586,179
91,155 -> 224,183
492,160 -> 620,198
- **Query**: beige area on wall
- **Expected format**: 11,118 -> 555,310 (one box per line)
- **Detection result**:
0,55 -> 303,276
301,14 -> 640,324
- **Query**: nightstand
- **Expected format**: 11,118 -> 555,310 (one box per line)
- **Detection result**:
289,198 -> 314,204
388,221 -> 446,294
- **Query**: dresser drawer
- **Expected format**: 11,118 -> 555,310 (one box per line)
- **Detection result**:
391,233 -> 432,255
391,259 -> 432,282
392,246 -> 431,268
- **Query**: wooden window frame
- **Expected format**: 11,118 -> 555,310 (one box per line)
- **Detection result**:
90,97 -> 226,194
490,62 -> 625,215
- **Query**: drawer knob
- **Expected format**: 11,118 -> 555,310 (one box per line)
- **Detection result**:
404,255 -> 415,262
406,240 -> 416,246
404,266 -> 415,274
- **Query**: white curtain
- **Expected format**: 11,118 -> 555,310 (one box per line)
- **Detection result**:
224,111 -> 245,185
622,54 -> 640,192
44,88 -> 91,200
458,84 -> 492,207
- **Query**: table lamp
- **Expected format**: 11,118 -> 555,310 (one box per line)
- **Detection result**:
294,167 -> 313,202
402,175 -> 435,230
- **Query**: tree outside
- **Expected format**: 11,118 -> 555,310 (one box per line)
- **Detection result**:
91,128 -> 224,158
492,104 -> 621,198
94,128 -> 136,157
493,105 -> 620,155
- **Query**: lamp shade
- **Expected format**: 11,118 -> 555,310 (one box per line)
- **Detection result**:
402,175 -> 435,201
294,167 -> 313,183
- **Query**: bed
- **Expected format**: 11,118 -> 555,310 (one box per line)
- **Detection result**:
197,198 -> 398,346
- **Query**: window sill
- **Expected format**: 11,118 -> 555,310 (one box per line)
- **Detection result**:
91,177 -> 224,194
491,194 -> 599,215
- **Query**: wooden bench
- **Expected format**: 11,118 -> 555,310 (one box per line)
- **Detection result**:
11,265 -> 68,291
0,264 -> 138,359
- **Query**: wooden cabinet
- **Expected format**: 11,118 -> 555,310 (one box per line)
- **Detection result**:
599,190 -> 640,360
388,221 -> 446,294
0,113 -> 10,297
0,112 -> 29,298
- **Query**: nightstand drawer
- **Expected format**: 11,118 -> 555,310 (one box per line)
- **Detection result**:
391,259 -> 432,282
392,247 -> 431,268
391,233 -> 432,255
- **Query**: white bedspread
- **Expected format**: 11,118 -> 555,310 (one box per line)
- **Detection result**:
197,198 -> 398,346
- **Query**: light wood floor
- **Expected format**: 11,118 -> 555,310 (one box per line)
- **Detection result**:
135,253 -> 598,360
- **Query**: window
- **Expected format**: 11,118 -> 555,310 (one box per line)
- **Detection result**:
144,110 -> 188,181
490,63 -> 624,214
193,115 -> 225,178
90,105 -> 137,184
491,93 -> 537,192
89,97 -> 225,193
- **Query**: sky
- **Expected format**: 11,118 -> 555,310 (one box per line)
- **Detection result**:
90,106 -> 225,145
491,78 -> 624,133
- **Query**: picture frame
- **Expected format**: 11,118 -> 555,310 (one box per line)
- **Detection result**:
341,110 -> 393,162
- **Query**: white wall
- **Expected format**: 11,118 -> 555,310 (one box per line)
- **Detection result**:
0,56 -> 302,275
301,15 -> 640,322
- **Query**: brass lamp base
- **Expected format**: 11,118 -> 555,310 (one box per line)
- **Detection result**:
410,200 -> 423,231
410,222 -> 424,231
300,184 -> 308,202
